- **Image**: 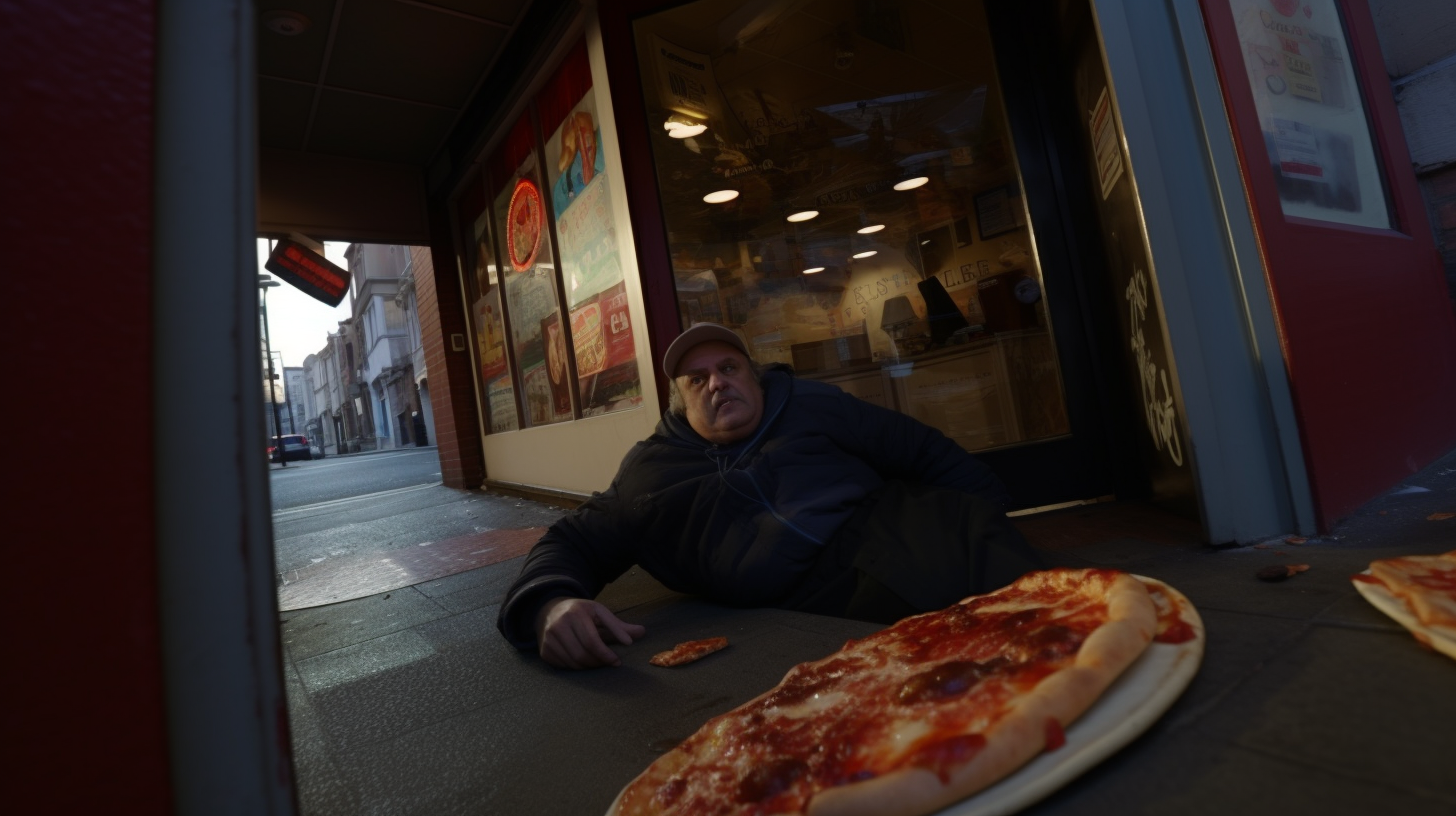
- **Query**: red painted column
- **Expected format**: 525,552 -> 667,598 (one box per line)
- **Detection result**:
2,0 -> 173,810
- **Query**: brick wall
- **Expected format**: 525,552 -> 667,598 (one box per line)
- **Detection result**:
414,205 -> 485,488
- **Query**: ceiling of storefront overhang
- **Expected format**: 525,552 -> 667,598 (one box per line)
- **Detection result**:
254,0 -> 573,245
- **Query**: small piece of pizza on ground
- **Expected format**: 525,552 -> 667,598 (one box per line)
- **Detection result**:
650,637 -> 729,667
1359,550 -> 1456,639
608,568 -> 1176,816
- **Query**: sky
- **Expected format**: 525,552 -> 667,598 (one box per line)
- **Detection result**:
255,239 -> 355,369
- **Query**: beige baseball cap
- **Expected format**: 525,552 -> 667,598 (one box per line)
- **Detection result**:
662,323 -> 750,377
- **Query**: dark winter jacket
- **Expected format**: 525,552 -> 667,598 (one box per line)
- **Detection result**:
496,365 -> 1007,645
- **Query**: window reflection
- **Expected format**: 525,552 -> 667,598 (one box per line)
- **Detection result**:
634,0 -> 1070,452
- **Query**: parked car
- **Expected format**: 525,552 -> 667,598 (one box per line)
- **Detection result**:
269,434 -> 314,462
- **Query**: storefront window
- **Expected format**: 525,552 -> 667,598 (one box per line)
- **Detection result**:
458,171 -> 519,434
540,43 -> 643,416
1228,0 -> 1392,229
491,113 -> 574,427
455,39 -> 645,435
633,0 -> 1069,452
473,203 -> 518,433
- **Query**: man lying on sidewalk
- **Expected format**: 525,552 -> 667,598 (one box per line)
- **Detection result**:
496,322 -> 1043,669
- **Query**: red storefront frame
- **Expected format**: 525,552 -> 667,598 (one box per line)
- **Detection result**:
1200,0 -> 1456,529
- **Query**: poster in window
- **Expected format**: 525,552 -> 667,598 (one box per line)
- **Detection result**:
572,281 -> 641,415
542,312 -> 573,417
1229,0 -> 1389,229
492,125 -> 569,428
543,79 -> 642,417
474,294 -> 508,382
487,374 -> 518,434
570,296 -> 607,379
651,34 -> 714,121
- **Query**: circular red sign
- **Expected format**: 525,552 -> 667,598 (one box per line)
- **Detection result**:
506,178 -> 543,272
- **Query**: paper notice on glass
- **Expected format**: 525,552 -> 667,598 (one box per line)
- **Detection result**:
1090,87 -> 1125,200
652,34 -> 714,120
570,297 -> 607,378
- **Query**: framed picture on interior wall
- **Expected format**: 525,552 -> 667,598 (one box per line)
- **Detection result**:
973,184 -> 1024,240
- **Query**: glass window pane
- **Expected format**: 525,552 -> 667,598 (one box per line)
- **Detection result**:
458,172 -> 519,434
633,0 -> 1070,453
1229,0 -> 1392,229
490,113 -> 574,427
540,43 -> 645,416
472,203 -> 518,433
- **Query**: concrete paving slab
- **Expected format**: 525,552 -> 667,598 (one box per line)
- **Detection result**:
1032,732 -> 1453,816
306,607 -> 538,749
278,527 -> 543,611
414,563 -> 520,615
1188,624 -> 1456,802
284,662 -> 364,816
1157,607 -> 1309,731
281,587 -> 451,661
297,628 -> 440,695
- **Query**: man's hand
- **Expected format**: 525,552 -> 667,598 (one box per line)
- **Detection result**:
535,597 -> 647,669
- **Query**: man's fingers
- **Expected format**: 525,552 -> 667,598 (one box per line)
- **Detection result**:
593,607 -> 646,646
536,598 -> 643,669
569,611 -> 623,666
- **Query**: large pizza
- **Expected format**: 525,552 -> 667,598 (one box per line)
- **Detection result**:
608,568 -> 1201,816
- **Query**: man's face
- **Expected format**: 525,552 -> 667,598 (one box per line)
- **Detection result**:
674,340 -> 764,445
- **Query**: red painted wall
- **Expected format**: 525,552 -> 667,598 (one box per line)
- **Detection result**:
2,0 -> 173,810
1202,0 -> 1456,529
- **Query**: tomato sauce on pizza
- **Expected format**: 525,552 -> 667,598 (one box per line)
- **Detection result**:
609,569 -> 1184,816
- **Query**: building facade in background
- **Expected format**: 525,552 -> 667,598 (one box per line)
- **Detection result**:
300,243 -> 437,454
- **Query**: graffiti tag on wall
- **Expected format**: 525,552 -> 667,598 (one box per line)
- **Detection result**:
1126,269 -> 1184,465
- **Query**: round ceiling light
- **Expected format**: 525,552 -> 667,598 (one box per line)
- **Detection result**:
893,176 -> 929,191
856,224 -> 885,234
667,123 -> 707,138
702,189 -> 740,204
852,250 -> 878,259
786,210 -> 819,223
802,266 -> 826,275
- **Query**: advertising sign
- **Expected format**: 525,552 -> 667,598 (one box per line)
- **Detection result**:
542,79 -> 641,416
1229,0 -> 1390,229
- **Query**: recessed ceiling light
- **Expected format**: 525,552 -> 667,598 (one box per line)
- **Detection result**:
852,250 -> 878,259
667,123 -> 707,138
802,266 -> 825,275
786,210 -> 819,223
857,224 -> 885,234
893,176 -> 929,191
702,189 -> 739,204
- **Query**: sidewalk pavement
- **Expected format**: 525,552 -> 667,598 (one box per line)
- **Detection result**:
279,446 -> 1454,816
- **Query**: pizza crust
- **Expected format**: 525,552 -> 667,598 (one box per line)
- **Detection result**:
804,572 -> 1156,816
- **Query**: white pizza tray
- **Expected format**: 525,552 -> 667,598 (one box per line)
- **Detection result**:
1352,570 -> 1456,661
934,576 -> 1206,816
